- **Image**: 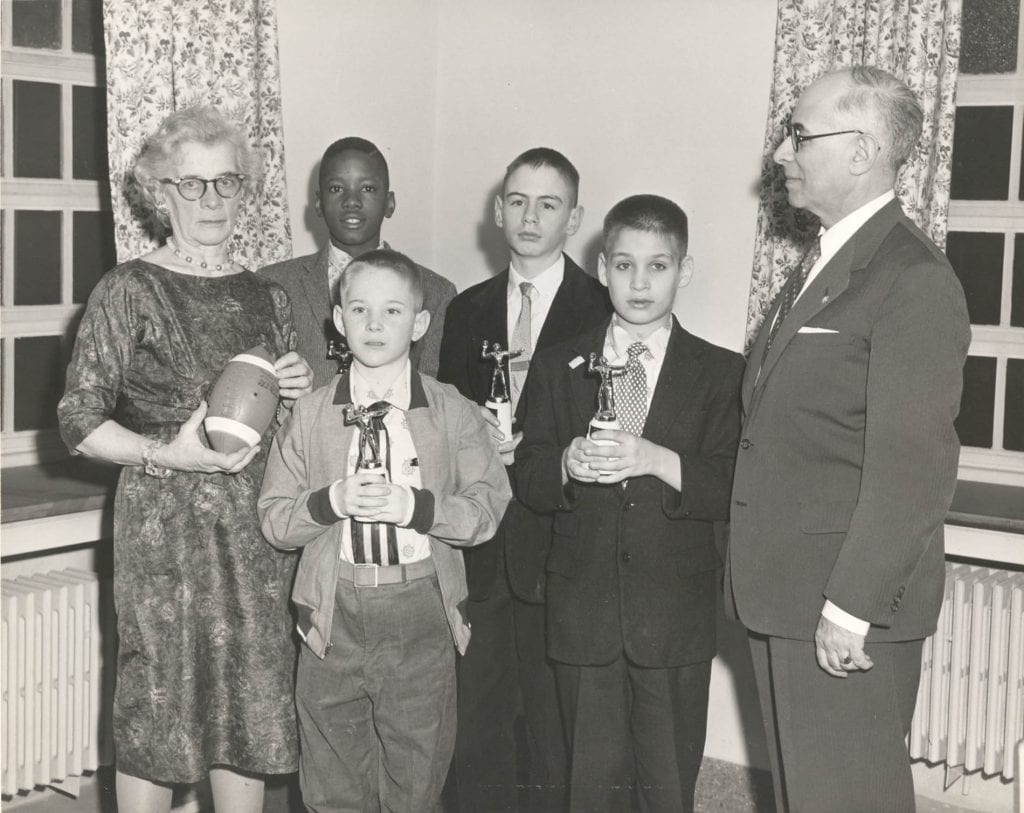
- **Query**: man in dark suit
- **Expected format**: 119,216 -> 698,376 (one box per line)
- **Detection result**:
726,67 -> 971,812
260,137 -> 456,387
515,194 -> 744,812
437,148 -> 611,811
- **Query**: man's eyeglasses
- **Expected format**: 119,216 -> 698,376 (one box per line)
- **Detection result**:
160,174 -> 245,201
784,123 -> 864,153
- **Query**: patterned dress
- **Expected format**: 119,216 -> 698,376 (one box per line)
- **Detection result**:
58,259 -> 299,783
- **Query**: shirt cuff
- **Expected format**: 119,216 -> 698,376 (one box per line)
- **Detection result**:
822,600 -> 870,636
399,484 -> 416,526
327,479 -> 349,520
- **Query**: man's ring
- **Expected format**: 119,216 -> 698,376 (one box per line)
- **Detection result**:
842,655 -> 853,665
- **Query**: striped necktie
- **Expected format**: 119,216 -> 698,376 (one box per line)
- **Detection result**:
351,401 -> 399,566
510,281 -> 534,411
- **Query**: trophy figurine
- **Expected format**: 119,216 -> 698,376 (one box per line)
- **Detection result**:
327,336 -> 353,374
481,340 -> 522,441
343,402 -> 391,482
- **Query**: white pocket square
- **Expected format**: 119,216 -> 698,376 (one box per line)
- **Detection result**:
797,326 -> 839,334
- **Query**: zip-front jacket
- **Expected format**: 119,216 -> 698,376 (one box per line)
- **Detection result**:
258,370 -> 512,657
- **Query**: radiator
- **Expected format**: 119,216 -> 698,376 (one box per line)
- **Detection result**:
1,569 -> 112,797
909,563 -> 1024,781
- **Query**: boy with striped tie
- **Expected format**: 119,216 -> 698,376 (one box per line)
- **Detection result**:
258,248 -> 511,812
515,195 -> 744,812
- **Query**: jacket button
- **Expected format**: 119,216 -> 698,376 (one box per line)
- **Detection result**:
624,501 -> 635,511
621,551 -> 632,563
740,439 -> 752,450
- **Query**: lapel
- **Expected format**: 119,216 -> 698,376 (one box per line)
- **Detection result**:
746,199 -> 904,413
641,319 -> 701,448
535,255 -> 594,352
298,247 -> 332,330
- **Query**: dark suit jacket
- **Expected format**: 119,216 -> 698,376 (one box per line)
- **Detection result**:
259,246 -> 457,388
514,317 -> 744,667
726,199 -> 971,643
437,255 -> 611,603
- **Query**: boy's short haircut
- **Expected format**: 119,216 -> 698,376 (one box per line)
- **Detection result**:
603,194 -> 689,256
502,147 -> 580,207
319,136 -> 389,188
336,248 -> 424,311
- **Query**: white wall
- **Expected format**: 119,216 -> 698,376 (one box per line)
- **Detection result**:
276,0 -> 778,770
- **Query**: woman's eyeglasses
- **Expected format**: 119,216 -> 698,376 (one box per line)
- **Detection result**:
160,173 -> 245,201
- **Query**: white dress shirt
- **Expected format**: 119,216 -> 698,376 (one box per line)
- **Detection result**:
601,317 -> 672,414
507,255 -> 565,349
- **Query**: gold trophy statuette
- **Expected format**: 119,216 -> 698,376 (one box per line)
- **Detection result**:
587,353 -> 626,474
481,340 -> 521,441
343,402 -> 391,484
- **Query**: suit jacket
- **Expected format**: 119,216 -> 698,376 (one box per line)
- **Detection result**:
726,199 -> 971,643
258,246 -> 457,388
514,317 -> 744,667
437,255 -> 611,603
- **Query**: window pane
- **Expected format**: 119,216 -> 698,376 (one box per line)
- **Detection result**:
13,336 -> 64,431
956,356 -> 997,448
1006,359 -> 1024,452
72,85 -> 108,180
13,81 -> 62,178
71,0 -> 104,55
946,232 -> 1004,325
73,211 -> 116,304
961,0 -> 1020,74
11,0 -> 62,50
951,106 -> 1013,200
14,210 -> 62,305
1015,235 -> 1024,328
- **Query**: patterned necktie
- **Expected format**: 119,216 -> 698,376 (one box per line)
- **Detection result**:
327,251 -> 352,305
763,237 -> 821,361
351,401 -> 399,566
510,281 -> 535,411
616,342 -> 649,436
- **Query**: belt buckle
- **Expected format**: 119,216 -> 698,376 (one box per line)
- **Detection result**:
353,563 -> 379,587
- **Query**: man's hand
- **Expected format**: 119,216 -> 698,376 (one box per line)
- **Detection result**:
586,429 -> 664,484
814,615 -> 874,678
275,351 -> 314,403
478,405 -> 521,465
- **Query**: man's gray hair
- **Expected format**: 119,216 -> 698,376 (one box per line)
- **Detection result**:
834,66 -> 923,172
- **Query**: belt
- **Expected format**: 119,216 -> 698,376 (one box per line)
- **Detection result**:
338,558 -> 435,588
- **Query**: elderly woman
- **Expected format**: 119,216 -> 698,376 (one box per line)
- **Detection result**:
57,106 -> 310,812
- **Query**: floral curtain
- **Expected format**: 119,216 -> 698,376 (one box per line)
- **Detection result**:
745,0 -> 962,349
103,0 -> 291,270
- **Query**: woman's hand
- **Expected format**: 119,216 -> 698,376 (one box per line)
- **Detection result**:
275,351 -> 313,403
157,401 -> 259,474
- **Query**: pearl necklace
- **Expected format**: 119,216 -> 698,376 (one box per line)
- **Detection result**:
167,237 -> 230,273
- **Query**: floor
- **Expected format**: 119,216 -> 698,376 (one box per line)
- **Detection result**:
1,759 -> 995,812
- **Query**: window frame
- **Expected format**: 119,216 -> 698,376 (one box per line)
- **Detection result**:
1,0 -> 109,467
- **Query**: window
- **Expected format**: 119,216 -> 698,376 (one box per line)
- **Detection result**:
1,0 -> 114,467
949,0 -> 1024,486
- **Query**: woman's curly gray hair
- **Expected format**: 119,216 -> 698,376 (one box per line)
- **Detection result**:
132,105 -> 263,224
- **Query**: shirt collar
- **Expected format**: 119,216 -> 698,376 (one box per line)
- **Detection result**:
607,316 -> 671,362
819,190 -> 895,260
328,240 -> 386,269
508,254 -> 565,300
348,360 -> 412,411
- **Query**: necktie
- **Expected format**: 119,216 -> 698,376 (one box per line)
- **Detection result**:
510,281 -> 534,411
763,238 -> 821,361
351,401 -> 399,566
616,342 -> 649,436
327,251 -> 352,305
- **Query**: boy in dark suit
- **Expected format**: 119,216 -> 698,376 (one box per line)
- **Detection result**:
438,148 -> 611,811
515,195 -> 744,812
260,137 -> 456,386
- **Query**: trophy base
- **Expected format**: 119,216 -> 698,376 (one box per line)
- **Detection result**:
588,419 -> 621,475
486,399 -> 514,441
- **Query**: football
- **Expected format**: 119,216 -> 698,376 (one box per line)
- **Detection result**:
204,345 -> 280,453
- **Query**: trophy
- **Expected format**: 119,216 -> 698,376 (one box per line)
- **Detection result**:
343,401 -> 391,482
586,353 -> 627,476
481,340 -> 522,441
327,336 -> 353,374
